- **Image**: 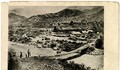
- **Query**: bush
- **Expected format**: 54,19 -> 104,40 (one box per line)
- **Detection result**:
95,37 -> 103,49
8,49 -> 20,70
59,60 -> 93,70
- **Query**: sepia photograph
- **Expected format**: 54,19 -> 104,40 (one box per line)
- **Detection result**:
8,6 -> 104,70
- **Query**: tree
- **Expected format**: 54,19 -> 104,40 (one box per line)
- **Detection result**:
53,26 -> 58,32
69,21 -> 74,25
95,36 -> 103,49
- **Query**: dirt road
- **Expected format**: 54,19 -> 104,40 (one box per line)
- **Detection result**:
9,42 -> 57,58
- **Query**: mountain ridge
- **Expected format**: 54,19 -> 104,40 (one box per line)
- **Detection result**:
9,7 -> 104,28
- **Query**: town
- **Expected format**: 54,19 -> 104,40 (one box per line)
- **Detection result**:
8,6 -> 104,70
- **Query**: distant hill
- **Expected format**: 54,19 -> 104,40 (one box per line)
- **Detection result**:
16,8 -> 85,28
9,13 -> 26,25
55,9 -> 84,17
88,8 -> 104,21
9,7 -> 104,28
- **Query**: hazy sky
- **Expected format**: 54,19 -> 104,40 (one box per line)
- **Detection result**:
9,6 -> 95,17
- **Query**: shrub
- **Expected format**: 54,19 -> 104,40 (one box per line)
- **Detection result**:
95,37 -> 103,49
59,60 -> 93,70
8,49 -> 20,70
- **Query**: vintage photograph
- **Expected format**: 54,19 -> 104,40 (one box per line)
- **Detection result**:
8,6 -> 104,70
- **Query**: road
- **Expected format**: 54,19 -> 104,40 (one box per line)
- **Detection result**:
9,42 -> 57,58
9,41 -> 94,61
53,43 -> 90,60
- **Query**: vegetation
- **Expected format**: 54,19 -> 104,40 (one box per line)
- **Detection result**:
95,36 -> 104,49
8,52 -> 95,70
8,49 -> 19,70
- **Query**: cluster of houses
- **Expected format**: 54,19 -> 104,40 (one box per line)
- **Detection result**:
9,20 -> 103,54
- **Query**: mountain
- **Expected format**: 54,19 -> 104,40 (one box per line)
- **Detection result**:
88,8 -> 104,21
84,6 -> 103,15
9,13 -> 26,25
67,6 -> 95,11
18,9 -> 86,28
9,7 -> 104,28
55,9 -> 84,17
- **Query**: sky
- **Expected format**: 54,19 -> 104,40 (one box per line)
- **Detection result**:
9,6 -> 95,17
